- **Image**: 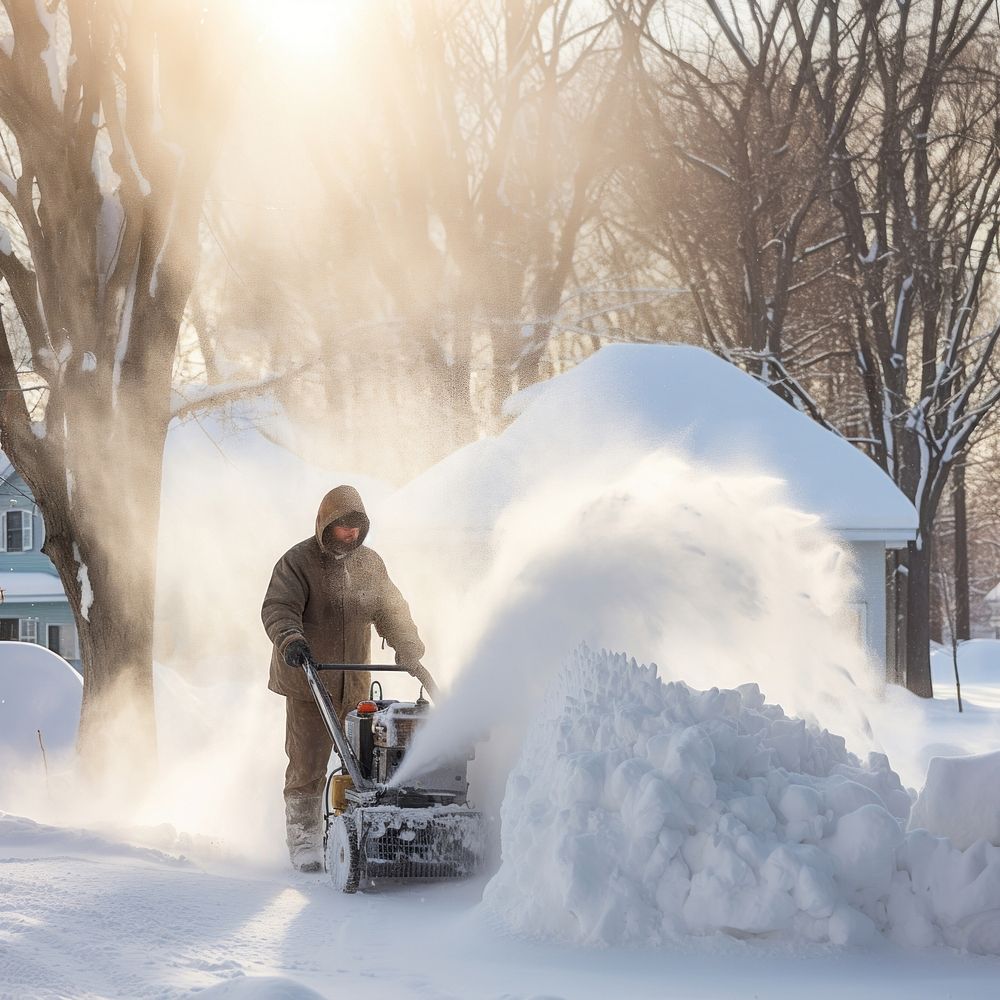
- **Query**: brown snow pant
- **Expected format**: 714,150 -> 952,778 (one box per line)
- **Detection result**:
283,696 -> 333,802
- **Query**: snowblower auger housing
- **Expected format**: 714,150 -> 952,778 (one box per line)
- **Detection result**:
301,660 -> 486,893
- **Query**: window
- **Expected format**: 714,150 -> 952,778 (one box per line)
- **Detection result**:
0,619 -> 38,642
1,509 -> 33,553
47,624 -> 61,655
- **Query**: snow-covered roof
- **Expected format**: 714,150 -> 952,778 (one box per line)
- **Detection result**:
391,344 -> 918,540
0,571 -> 66,603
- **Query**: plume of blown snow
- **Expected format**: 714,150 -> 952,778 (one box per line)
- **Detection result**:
392,450 -> 880,805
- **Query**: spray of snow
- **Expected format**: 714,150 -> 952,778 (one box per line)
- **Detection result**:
392,450 -> 879,803
482,647 -> 1000,954
0,407 -> 395,866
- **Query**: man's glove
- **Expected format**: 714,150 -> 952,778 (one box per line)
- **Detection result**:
283,638 -> 314,669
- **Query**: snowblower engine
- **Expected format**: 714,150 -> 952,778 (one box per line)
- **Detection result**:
345,698 -> 471,795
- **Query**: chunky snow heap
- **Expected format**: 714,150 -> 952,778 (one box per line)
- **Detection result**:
483,647 -> 1000,953
911,751 -> 1000,851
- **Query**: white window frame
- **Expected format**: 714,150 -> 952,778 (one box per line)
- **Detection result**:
19,617 -> 37,643
0,509 -> 33,553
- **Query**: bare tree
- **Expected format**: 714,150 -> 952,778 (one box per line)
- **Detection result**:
619,0 -> 1000,697
301,0 -> 638,437
617,0 -> 874,433
0,1 -> 233,772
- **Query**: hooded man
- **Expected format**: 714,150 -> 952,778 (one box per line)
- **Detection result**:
261,484 -> 425,871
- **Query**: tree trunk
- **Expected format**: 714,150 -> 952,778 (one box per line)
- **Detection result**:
952,459 -> 971,641
904,534 -> 935,698
33,399 -> 169,776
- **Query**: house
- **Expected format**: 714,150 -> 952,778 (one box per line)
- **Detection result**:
0,453 -> 80,671
383,344 -> 918,679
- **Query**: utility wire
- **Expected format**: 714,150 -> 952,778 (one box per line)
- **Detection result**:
0,472 -> 35,504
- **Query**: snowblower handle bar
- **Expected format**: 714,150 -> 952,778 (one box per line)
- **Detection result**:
313,663 -> 412,672
299,659 -> 373,791
314,663 -> 441,701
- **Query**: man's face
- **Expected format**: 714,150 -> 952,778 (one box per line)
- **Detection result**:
331,524 -> 360,546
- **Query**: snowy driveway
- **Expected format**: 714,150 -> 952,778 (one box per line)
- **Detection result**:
2,814 -> 1000,1000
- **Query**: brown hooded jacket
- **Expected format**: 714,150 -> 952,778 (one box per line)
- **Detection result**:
261,485 -> 425,709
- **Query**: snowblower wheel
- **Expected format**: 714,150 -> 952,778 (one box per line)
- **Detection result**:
326,813 -> 360,893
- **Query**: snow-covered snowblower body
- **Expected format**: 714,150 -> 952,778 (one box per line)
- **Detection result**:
301,660 -> 485,893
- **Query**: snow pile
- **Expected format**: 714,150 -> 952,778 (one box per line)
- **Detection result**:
0,641 -> 82,762
910,752 -> 1000,850
483,647 -> 1000,954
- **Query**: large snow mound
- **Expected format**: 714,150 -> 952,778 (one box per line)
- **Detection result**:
483,647 -> 1000,953
0,640 -> 81,759
910,752 -> 1000,850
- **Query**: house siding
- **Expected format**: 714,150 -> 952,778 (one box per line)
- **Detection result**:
844,539 -> 890,678
0,465 -> 80,671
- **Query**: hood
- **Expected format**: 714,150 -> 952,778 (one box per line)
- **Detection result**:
315,485 -> 370,553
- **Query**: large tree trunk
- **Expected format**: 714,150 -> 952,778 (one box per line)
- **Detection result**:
0,2 -> 232,780
903,534 -> 935,698
10,367 -> 174,775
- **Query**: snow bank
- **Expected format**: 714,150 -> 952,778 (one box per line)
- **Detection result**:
930,640 -> 1000,686
483,647 -> 1000,954
910,752 -> 1000,850
0,812 -> 190,868
186,977 -> 327,999
0,641 -> 82,761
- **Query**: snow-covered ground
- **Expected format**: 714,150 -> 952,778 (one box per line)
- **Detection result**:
2,670 -> 1000,1000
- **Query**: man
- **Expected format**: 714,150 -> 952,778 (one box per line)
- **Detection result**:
261,484 -> 425,872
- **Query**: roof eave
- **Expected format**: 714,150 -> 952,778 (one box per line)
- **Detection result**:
834,527 -> 918,547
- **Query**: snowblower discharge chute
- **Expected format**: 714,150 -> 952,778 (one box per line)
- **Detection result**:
301,659 -> 486,893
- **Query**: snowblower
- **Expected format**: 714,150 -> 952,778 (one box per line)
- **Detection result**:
301,659 -> 486,893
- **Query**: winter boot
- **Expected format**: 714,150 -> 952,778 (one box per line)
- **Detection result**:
285,795 -> 323,873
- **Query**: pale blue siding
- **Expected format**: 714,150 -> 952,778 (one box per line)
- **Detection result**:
0,459 -> 80,671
